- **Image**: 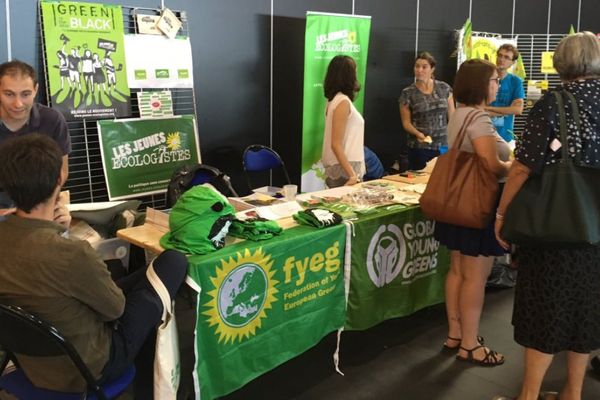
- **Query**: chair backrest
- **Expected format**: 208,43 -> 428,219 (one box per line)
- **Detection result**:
242,145 -> 291,190
166,163 -> 239,207
0,304 -> 103,396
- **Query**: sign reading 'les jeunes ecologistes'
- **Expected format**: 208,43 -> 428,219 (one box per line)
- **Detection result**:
97,116 -> 201,200
40,0 -> 131,120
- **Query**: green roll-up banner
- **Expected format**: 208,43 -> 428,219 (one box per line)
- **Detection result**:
301,12 -> 371,192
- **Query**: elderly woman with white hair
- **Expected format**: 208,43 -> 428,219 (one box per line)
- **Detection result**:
494,31 -> 600,400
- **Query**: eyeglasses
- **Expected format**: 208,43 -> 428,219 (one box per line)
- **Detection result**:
490,77 -> 501,84
497,53 -> 514,61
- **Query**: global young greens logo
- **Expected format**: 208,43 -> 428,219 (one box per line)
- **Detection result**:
366,224 -> 407,287
203,248 -> 278,343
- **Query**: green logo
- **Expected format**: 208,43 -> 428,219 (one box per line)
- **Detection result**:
218,264 -> 267,327
155,69 -> 170,79
134,70 -> 147,80
178,69 -> 189,79
203,248 -> 278,343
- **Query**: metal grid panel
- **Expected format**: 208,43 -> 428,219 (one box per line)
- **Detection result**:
472,32 -> 566,139
38,3 -> 195,209
512,34 -> 565,137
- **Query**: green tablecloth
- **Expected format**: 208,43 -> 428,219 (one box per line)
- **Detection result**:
186,205 -> 449,399
187,224 -> 347,400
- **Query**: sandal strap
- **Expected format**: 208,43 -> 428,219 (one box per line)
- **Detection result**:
459,344 -> 484,361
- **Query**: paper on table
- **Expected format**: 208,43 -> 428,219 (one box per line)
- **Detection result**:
296,185 -> 357,202
255,201 -> 303,220
398,183 -> 427,194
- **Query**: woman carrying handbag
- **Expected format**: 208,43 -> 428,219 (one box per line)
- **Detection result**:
431,59 -> 511,366
494,32 -> 600,400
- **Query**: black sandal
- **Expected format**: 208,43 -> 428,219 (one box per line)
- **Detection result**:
456,345 -> 505,366
442,335 -> 484,351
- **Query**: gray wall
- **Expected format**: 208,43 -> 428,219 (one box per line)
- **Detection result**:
1,0 -> 598,193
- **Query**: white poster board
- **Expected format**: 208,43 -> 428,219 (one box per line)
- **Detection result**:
124,35 -> 194,88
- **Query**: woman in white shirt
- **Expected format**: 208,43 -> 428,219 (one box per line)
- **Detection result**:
321,55 -> 365,188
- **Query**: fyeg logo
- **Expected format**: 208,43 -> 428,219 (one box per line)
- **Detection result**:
366,221 -> 439,287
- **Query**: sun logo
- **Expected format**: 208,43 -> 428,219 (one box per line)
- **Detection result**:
203,248 -> 278,344
347,31 -> 357,43
166,132 -> 182,151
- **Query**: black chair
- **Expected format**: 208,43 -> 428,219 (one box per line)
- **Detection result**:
165,163 -> 239,207
242,144 -> 291,190
0,304 -> 135,400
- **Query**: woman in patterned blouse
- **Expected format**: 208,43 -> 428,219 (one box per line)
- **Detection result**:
494,32 -> 600,400
399,52 -> 455,170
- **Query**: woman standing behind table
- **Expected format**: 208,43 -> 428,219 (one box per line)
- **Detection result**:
399,52 -> 455,170
321,55 -> 365,188
435,59 -> 511,366
494,32 -> 600,400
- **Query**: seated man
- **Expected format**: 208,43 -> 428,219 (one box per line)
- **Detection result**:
0,134 -> 188,395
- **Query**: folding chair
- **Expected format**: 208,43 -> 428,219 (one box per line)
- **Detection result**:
0,304 -> 135,400
242,144 -> 291,190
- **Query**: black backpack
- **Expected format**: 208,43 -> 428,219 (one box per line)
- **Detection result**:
166,164 -> 238,208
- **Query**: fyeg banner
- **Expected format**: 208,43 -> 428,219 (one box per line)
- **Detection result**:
40,0 -> 131,120
188,225 -> 347,399
301,12 -> 371,192
97,116 -> 201,200
345,207 -> 449,330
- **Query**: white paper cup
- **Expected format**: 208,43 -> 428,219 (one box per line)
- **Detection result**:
283,184 -> 298,201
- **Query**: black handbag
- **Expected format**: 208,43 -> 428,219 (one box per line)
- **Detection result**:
501,90 -> 600,247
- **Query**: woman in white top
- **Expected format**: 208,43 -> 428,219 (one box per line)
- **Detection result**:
321,55 -> 365,188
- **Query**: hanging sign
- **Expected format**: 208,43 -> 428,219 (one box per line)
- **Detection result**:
97,115 -> 201,199
40,0 -> 131,120
541,51 -> 558,74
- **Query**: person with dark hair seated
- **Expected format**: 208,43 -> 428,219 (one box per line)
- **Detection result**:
0,134 -> 188,396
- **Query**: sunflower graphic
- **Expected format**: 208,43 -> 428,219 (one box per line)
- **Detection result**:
203,248 -> 279,344
166,132 -> 182,151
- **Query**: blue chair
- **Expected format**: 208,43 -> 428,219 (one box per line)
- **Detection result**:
242,144 -> 291,190
0,304 -> 135,400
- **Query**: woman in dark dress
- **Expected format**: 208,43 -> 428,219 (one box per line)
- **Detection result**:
435,59 -> 511,366
495,32 -> 600,400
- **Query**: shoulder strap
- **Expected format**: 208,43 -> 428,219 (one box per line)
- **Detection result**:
552,91 -> 572,165
146,261 -> 173,323
564,90 -> 583,164
453,109 -> 480,149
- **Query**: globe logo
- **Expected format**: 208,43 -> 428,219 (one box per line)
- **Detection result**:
366,224 -> 407,287
218,263 -> 268,328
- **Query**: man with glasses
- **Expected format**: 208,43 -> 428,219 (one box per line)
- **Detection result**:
484,43 -> 525,147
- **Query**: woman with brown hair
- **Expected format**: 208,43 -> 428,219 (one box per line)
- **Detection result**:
321,55 -> 365,188
399,52 -> 455,170
434,59 -> 511,366
494,32 -> 600,400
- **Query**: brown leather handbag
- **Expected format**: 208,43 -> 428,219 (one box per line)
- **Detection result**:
419,109 -> 499,229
